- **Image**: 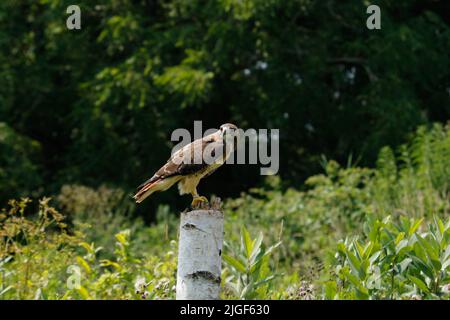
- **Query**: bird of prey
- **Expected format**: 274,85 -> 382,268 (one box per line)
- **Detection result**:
134,123 -> 238,207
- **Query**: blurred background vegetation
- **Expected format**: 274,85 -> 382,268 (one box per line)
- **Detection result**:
0,0 -> 449,299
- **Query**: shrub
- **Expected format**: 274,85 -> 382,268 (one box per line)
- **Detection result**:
0,198 -> 177,300
324,215 -> 450,300
222,226 -> 281,299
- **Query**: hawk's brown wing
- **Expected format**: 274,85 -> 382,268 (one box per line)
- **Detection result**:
136,133 -> 222,191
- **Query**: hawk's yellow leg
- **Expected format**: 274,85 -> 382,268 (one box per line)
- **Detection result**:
191,189 -> 208,208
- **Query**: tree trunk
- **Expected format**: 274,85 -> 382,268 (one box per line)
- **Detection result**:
176,209 -> 224,300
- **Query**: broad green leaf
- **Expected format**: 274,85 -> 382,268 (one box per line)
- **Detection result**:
416,234 -> 439,262
409,255 -> 435,280
413,242 -> 428,261
395,239 -> 409,255
346,250 -> 362,277
343,269 -> 368,297
407,275 -> 430,294
223,254 -> 247,273
397,257 -> 412,273
360,259 -> 370,278
324,282 -> 337,300
343,269 -> 361,288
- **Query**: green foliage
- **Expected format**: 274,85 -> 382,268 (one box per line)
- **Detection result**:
0,198 -> 177,300
372,123 -> 450,219
325,215 -> 450,300
0,0 -> 449,300
56,184 -> 178,258
64,230 -> 177,300
222,226 -> 281,299
0,124 -> 449,300
1,0 -> 449,204
0,198 -> 80,299
0,123 -> 42,202
222,124 -> 450,296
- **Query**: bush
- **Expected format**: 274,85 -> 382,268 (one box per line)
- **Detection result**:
222,226 -> 281,299
222,124 -> 450,294
56,184 -> 178,259
0,198 -> 177,300
324,215 -> 450,300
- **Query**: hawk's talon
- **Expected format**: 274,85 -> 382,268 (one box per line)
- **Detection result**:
191,196 -> 209,208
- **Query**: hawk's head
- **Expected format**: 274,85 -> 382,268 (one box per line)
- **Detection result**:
219,123 -> 239,147
220,123 -> 238,135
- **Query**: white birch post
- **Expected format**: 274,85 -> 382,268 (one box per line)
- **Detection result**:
176,202 -> 223,300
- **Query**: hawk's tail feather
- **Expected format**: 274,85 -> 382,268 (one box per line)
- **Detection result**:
134,176 -> 182,204
133,179 -> 160,203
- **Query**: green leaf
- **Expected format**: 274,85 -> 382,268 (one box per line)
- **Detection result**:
362,242 -> 374,259
99,259 -> 123,271
264,241 -> 282,257
242,226 -> 254,259
442,257 -> 450,270
395,232 -> 405,245
324,282 -> 337,300
410,255 -> 435,279
0,286 -> 13,297
395,239 -> 409,255
433,216 -> 445,238
416,234 -> 439,262
79,242 -> 94,254
397,257 -> 412,273
354,241 -> 365,260
76,256 -> 91,274
409,218 -> 424,235
369,250 -> 382,265
343,269 -> 369,298
249,232 -> 263,263
77,286 -> 92,300
407,275 -> 430,294
343,269 -> 361,288
337,242 -> 347,255
115,230 -> 130,246
346,250 -> 362,277
223,254 -> 247,273
443,245 -> 450,262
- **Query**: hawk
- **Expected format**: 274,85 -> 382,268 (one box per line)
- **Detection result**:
134,123 -> 238,207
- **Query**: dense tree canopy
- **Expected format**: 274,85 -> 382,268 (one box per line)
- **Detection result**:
0,0 -> 449,210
